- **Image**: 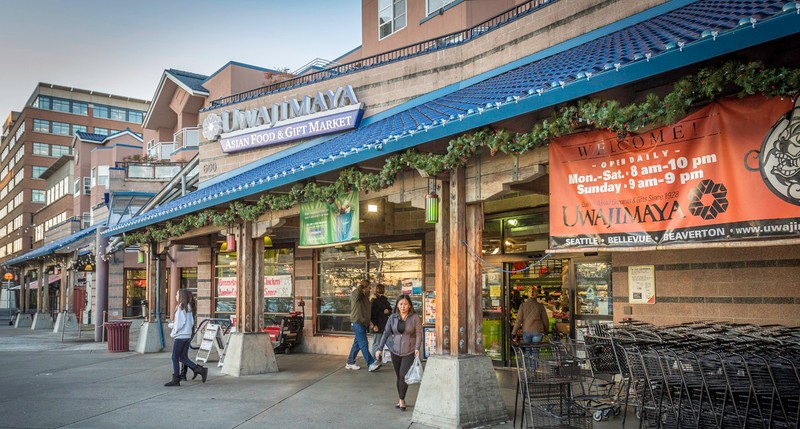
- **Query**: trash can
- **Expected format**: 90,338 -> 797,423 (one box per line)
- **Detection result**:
106,320 -> 132,352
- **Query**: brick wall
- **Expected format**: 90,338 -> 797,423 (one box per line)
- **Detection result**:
612,245 -> 800,326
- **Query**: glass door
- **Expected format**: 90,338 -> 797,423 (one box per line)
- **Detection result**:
482,270 -> 505,363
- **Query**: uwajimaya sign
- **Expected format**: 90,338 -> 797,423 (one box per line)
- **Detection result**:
549,96 -> 800,250
201,85 -> 364,153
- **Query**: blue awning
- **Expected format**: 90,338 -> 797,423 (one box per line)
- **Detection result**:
104,0 -> 800,238
3,223 -> 105,267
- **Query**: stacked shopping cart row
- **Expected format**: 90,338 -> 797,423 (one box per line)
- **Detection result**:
513,343 -> 593,429
599,321 -> 800,429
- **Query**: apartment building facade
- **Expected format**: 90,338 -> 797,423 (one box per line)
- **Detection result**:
0,83 -> 149,265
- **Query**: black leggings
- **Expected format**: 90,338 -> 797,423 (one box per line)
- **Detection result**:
391,353 -> 416,400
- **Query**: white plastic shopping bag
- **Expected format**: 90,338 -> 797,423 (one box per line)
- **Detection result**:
404,356 -> 423,384
382,345 -> 392,363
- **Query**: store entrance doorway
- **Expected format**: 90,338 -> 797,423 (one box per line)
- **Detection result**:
481,255 -> 613,367
482,258 -> 569,367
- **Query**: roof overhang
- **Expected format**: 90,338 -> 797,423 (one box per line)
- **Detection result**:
104,1 -> 800,237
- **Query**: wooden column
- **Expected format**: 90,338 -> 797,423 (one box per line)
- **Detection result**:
145,244 -> 154,321
434,179 -> 450,354
235,222 -> 258,333
37,261 -> 45,313
466,203 -> 484,355
59,262 -> 68,312
449,167 -> 467,356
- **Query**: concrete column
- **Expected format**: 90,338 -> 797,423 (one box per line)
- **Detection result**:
32,261 -> 53,330
94,227 -> 109,342
15,270 -> 33,328
412,168 -> 507,428
136,242 -> 169,353
222,221 -> 278,376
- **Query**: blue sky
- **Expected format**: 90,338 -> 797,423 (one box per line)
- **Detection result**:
0,0 -> 361,121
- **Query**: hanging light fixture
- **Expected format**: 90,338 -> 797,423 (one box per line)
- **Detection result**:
219,241 -> 227,252
263,235 -> 273,248
226,231 -> 236,252
425,177 -> 439,224
137,249 -> 145,263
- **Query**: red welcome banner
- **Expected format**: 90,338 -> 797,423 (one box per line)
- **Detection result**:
549,96 -> 800,250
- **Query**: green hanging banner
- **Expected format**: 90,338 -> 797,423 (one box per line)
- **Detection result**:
299,191 -> 359,248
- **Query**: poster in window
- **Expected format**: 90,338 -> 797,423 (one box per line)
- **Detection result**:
628,265 -> 655,304
423,292 -> 436,324
217,277 -> 237,298
423,326 -> 436,360
264,274 -> 292,298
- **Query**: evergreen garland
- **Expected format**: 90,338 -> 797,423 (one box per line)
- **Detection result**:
123,61 -> 800,246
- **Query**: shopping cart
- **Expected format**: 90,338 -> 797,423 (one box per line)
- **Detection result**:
513,342 -> 592,428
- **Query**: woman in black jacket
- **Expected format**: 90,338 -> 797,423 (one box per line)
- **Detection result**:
375,295 -> 422,411
370,284 -> 392,355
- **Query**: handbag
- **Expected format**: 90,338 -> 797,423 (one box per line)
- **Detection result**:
404,356 -> 424,384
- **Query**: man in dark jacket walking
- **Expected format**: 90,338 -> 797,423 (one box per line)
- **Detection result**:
346,279 -> 380,371
370,284 -> 392,356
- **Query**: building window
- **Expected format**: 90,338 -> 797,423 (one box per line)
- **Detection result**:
72,124 -> 87,135
427,0 -> 456,15
97,166 -> 109,187
263,247 -> 295,325
34,96 -> 88,116
316,239 -> 422,334
32,166 -> 47,179
52,122 -> 70,136
83,177 -> 91,194
33,119 -> 49,133
52,145 -> 70,157
129,111 -> 143,124
82,212 -> 91,229
378,0 -> 406,39
32,143 -> 49,156
32,190 -> 45,203
93,105 -> 109,119
124,269 -> 147,318
181,267 -> 198,296
93,127 -> 109,136
214,250 -> 237,321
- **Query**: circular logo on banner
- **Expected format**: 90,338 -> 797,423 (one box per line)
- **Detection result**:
202,113 -> 223,141
752,98 -> 800,205
688,179 -> 728,220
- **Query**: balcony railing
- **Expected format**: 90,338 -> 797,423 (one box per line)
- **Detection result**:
174,127 -> 199,151
207,0 -> 559,109
118,162 -> 185,180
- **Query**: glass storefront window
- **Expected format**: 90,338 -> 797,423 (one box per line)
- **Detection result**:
316,239 -> 423,334
124,269 -> 146,318
214,251 -> 237,321
181,267 -> 197,295
264,247 -> 294,324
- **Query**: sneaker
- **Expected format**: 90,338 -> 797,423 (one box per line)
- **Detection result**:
368,362 -> 382,372
345,363 -> 361,370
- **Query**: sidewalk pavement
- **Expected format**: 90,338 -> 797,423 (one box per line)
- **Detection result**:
0,325 -> 628,429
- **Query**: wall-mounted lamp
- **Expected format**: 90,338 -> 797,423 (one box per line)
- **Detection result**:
367,204 -> 378,213
425,178 -> 439,224
226,232 -> 237,252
